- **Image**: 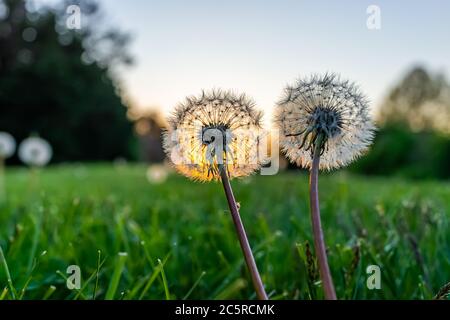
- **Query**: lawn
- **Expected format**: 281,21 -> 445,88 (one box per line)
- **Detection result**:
0,164 -> 449,300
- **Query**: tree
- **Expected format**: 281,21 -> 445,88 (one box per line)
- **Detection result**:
0,0 -> 135,163
376,66 -> 450,135
351,66 -> 450,179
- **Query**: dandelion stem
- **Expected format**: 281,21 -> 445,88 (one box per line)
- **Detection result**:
309,136 -> 337,300
219,165 -> 268,300
0,157 -> 5,203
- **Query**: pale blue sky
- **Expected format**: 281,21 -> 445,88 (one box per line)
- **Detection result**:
38,0 -> 450,118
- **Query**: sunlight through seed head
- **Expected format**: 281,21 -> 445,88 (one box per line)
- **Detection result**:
163,90 -> 266,182
274,73 -> 376,170
18,136 -> 53,167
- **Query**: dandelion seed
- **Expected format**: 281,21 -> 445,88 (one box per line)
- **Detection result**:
163,89 -> 266,182
18,136 -> 53,167
274,73 -> 375,170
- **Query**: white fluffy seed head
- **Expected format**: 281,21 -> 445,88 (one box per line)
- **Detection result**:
163,90 -> 266,182
274,73 -> 376,170
18,137 -> 53,167
0,132 -> 16,159
146,164 -> 169,184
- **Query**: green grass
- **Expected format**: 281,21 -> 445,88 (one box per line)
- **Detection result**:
0,164 -> 449,300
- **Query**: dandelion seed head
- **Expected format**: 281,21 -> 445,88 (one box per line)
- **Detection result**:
274,73 -> 375,170
0,132 -> 16,159
163,90 -> 266,182
146,164 -> 169,184
18,136 -> 53,167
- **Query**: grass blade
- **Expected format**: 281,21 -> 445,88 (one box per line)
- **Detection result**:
215,278 -> 247,300
183,271 -> 206,300
74,256 -> 106,300
138,252 -> 171,300
105,252 -> 128,300
158,258 -> 170,300
0,287 -> 9,300
0,245 -> 16,299
43,285 -> 56,300
56,270 -> 87,300
93,250 -> 102,300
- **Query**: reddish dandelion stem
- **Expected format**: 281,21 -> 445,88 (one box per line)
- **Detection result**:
219,166 -> 268,300
309,140 -> 337,300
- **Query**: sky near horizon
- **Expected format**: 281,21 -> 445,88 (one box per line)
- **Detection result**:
37,0 -> 450,120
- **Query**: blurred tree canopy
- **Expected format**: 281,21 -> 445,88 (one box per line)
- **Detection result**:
0,0 -> 136,163
376,66 -> 450,135
350,66 -> 450,179
349,125 -> 450,179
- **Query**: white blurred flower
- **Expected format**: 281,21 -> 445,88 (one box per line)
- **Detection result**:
146,164 -> 168,184
0,132 -> 16,159
18,137 -> 53,167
